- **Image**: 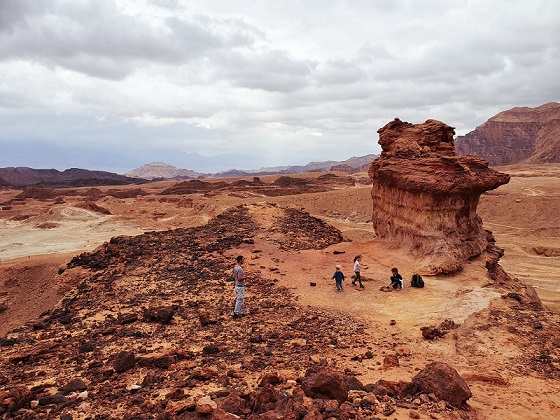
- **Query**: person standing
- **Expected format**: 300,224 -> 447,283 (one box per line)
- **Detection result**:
233,255 -> 250,318
352,255 -> 368,288
332,264 -> 345,292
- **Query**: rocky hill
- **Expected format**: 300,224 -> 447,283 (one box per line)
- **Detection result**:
124,162 -> 206,180
455,102 -> 560,165
0,167 -> 147,188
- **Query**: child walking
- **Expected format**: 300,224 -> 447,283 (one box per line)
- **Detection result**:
352,255 -> 368,288
332,264 -> 345,292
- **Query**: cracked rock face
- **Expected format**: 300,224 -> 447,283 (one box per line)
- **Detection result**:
369,118 -> 511,274
455,102 -> 560,165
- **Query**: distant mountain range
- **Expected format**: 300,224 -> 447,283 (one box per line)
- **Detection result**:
0,155 -> 377,188
0,167 -> 146,188
124,154 -> 378,180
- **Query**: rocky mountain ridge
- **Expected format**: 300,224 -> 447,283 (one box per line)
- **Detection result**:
0,167 -> 147,189
125,155 -> 378,180
0,156 -> 377,189
455,102 -> 560,165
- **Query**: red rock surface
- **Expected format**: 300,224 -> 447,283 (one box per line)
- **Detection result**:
369,118 -> 510,274
2,169 -> 560,418
455,102 -> 560,165
0,204 -> 474,419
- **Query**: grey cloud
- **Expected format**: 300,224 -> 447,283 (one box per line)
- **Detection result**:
313,59 -> 367,85
0,0 -> 51,31
148,0 -> 181,9
0,0 -> 263,80
216,49 -> 314,93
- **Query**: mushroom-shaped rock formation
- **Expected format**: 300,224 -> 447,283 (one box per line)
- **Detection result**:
369,118 -> 510,274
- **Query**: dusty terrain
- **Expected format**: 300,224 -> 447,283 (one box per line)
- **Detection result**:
1,166 -> 559,419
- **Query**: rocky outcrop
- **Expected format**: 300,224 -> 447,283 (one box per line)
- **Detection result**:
455,102 -> 560,165
369,118 -> 510,274
330,163 -> 353,173
330,161 -> 373,173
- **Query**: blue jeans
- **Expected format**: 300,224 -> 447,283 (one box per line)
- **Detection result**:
234,286 -> 245,315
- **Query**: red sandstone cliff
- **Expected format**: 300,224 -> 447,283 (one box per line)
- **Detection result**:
455,102 -> 560,165
369,118 -> 510,274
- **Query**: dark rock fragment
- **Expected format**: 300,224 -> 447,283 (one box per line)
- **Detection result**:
0,338 -> 17,347
203,345 -> 221,355
60,378 -> 87,394
301,367 -> 348,402
78,342 -> 94,353
141,371 -> 160,387
118,312 -> 138,324
39,392 -> 67,405
216,391 -> 246,416
114,351 -> 136,373
420,326 -> 446,340
252,384 -> 279,413
347,375 -> 364,390
142,305 -> 176,324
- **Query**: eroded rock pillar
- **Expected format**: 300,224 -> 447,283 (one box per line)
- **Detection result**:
369,118 -> 510,274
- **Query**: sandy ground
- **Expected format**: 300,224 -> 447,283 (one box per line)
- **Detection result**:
1,165 -> 560,419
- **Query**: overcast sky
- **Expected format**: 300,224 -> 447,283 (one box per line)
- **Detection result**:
1,0 -> 559,174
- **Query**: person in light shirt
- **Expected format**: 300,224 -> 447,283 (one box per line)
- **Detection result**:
233,255 -> 251,318
352,254 -> 368,288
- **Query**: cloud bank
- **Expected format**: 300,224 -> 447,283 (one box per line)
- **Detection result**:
1,0 -> 558,173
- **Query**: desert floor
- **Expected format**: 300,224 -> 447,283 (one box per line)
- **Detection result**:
1,164 -> 560,419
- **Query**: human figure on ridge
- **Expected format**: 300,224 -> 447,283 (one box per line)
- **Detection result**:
233,255 -> 251,319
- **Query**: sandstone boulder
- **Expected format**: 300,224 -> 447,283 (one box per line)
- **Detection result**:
113,351 -> 135,373
196,395 -> 217,414
301,367 -> 348,402
408,361 -> 472,407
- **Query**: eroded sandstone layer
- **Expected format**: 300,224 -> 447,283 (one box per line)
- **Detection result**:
455,102 -> 560,165
369,118 -> 510,274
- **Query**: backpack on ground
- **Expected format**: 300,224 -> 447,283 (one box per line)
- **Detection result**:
411,273 -> 424,288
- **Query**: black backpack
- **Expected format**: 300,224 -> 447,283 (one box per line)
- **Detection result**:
411,273 -> 424,288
